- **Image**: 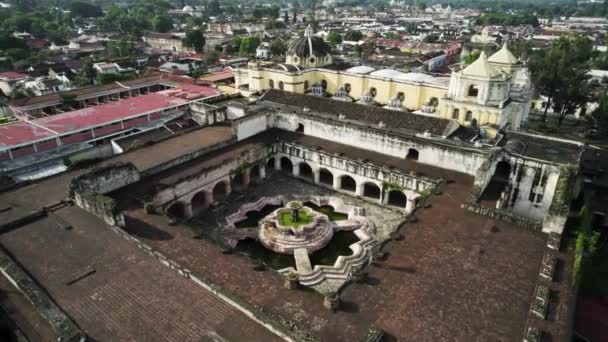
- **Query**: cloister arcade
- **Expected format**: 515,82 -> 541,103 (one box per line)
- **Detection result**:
164,151 -> 424,220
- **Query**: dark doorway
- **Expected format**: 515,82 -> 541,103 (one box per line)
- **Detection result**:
167,201 -> 187,219
299,162 -> 313,180
387,190 -> 407,208
250,165 -> 261,180
191,191 -> 207,216
340,175 -> 356,192
280,157 -> 293,174
363,183 -> 381,200
296,123 -> 304,133
212,181 -> 228,202
319,168 -> 333,186
406,149 -> 419,161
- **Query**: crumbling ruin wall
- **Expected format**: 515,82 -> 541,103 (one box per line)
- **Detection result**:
73,192 -> 125,227
0,246 -> 85,342
542,165 -> 580,234
69,162 -> 140,195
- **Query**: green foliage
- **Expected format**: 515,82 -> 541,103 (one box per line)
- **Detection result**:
278,210 -> 313,228
183,30 -> 206,53
573,194 -> 601,288
5,48 -> 30,61
422,34 -> 439,43
269,39 -> 287,56
253,5 -> 280,19
239,36 -> 260,56
477,12 -> 539,26
151,14 -> 173,33
106,38 -> 131,58
326,31 -> 342,45
207,0 -> 222,17
344,30 -> 363,42
462,50 -> 480,65
530,35 -> 592,124
265,21 -> 286,30
383,32 -> 401,40
96,72 -> 134,85
592,94 -> 608,137
69,2 -> 103,18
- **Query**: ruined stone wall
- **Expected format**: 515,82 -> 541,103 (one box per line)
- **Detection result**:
234,112 -> 268,141
271,111 -> 487,175
73,192 -> 125,227
69,162 -> 141,195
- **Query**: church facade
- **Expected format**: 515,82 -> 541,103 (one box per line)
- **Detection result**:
235,32 -> 533,130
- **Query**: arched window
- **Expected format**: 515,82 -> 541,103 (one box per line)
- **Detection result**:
304,80 -> 309,90
468,84 -> 479,97
452,108 -> 460,120
344,83 -> 351,93
296,123 -> 304,133
465,111 -> 473,122
428,97 -> 439,107
278,81 -> 284,90
321,79 -> 328,89
397,92 -> 405,100
406,149 -> 419,161
370,87 -> 377,97
269,80 -> 274,89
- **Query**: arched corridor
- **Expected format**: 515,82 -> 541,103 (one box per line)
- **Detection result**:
212,181 -> 229,202
363,182 -> 381,200
339,175 -> 356,192
167,201 -> 187,219
387,190 -> 407,208
250,164 -> 261,181
406,149 -> 419,161
280,157 -> 293,174
266,158 -> 275,172
319,168 -> 333,186
232,172 -> 246,191
299,162 -> 313,180
191,191 -> 207,216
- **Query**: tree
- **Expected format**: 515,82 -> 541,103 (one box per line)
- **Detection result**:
69,2 -> 103,18
462,50 -> 480,65
344,30 -> 363,42
152,15 -> 173,33
206,50 -> 220,64
592,94 -> 608,136
184,30 -> 206,53
269,39 -> 286,56
207,0 -> 222,17
530,36 -> 592,122
239,36 -> 260,56
326,32 -> 342,45
284,10 -> 289,25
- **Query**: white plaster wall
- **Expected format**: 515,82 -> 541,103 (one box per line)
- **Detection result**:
236,114 -> 268,141
272,112 -> 486,175
512,166 -> 559,222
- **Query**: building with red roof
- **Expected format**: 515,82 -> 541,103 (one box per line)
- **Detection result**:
0,84 -> 222,161
0,71 -> 29,95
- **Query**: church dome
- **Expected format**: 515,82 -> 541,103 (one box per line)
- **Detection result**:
285,25 -> 333,68
286,35 -> 331,59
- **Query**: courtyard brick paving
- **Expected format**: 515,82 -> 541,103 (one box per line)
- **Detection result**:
122,171 -> 557,341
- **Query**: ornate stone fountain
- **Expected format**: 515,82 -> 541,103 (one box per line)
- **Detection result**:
258,201 -> 334,254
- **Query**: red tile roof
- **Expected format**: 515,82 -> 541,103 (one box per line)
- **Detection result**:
0,84 -> 221,148
0,71 -> 29,80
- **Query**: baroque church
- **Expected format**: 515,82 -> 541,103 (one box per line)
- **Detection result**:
235,26 -> 533,131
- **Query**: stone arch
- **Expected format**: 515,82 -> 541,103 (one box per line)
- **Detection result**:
212,180 -> 229,202
167,201 -> 187,219
278,81 -> 284,90
397,91 -> 405,100
319,168 -> 333,186
250,164 -> 261,180
299,162 -> 313,180
387,190 -> 407,208
344,83 -> 351,93
428,97 -> 439,107
269,79 -> 274,89
191,191 -> 208,216
304,80 -> 309,90
467,84 -> 479,97
452,108 -> 460,119
465,111 -> 473,122
232,172 -> 246,192
481,160 -> 512,202
321,79 -> 328,89
296,123 -> 304,133
266,157 -> 275,172
363,182 -> 381,200
280,157 -> 293,173
339,174 -> 356,192
370,87 -> 377,97
406,148 -> 419,161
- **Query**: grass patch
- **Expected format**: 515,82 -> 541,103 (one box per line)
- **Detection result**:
303,202 -> 348,221
278,210 -> 313,228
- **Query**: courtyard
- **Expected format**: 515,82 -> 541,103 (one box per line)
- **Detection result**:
115,171 -> 557,341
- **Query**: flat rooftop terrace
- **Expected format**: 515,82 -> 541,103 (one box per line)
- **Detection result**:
0,205 -> 280,341
0,125 -> 233,210
0,84 -> 221,148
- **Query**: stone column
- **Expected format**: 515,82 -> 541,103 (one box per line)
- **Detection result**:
405,198 -> 415,214
313,169 -> 320,184
355,181 -> 364,197
293,163 -> 300,177
242,169 -> 251,189
184,203 -> 193,219
274,157 -> 281,171
260,165 -> 267,179
333,175 -> 341,190
382,191 -> 389,205
225,179 -> 232,195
